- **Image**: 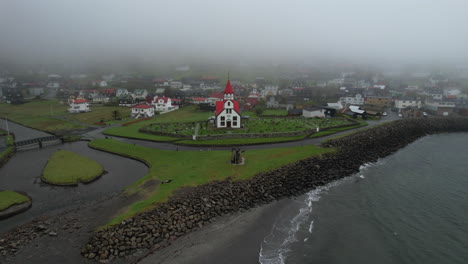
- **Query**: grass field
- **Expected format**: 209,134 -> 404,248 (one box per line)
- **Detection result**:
261,109 -> 288,116
89,138 -> 335,225
68,105 -> 131,125
0,100 -> 85,132
103,105 -> 212,140
42,150 -> 104,185
0,191 -> 30,211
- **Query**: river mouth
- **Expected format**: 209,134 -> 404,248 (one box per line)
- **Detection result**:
0,141 -> 148,233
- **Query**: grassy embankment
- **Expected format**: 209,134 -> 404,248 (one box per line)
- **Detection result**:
0,191 -> 30,211
42,150 -> 104,185
103,105 -> 212,141
0,100 -> 85,132
89,138 -> 335,225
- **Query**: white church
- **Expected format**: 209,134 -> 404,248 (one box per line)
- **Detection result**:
215,80 -> 241,128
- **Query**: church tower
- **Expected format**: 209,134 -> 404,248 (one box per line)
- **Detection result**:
215,78 -> 241,128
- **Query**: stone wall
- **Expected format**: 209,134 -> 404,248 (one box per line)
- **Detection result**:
81,117 -> 468,261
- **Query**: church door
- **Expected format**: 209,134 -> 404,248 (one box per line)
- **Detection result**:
227,121 -> 231,128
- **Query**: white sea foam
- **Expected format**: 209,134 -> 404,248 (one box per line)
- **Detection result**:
259,180 -> 343,264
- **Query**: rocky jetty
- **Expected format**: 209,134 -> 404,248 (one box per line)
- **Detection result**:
81,118 -> 468,262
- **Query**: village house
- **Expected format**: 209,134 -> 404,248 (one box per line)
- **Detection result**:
101,88 -> 116,97
132,89 -> 148,101
266,95 -> 280,108
192,97 -> 207,104
28,87 -> 45,96
79,89 -> 100,100
394,97 -> 423,109
92,95 -> 110,104
340,94 -> 364,106
68,99 -> 90,113
401,107 -> 424,118
170,81 -> 183,89
92,80 -> 108,87
262,85 -> 279,96
215,80 -> 241,128
131,104 -> 155,118
302,107 -> 326,118
365,96 -> 393,108
116,88 -> 129,97
154,79 -> 170,87
422,88 -> 444,100
118,94 -> 136,107
424,100 -> 456,116
151,96 -> 177,112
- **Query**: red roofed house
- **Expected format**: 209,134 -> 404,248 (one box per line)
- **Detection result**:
151,96 -> 176,112
131,104 -> 155,118
215,80 -> 241,128
68,99 -> 90,113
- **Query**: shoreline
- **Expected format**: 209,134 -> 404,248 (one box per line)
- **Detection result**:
138,199 -> 291,264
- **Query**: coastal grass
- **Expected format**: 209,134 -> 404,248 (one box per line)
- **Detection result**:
88,138 -> 334,225
0,191 -> 30,211
176,135 -> 307,145
42,150 -> 104,185
68,105 -> 131,125
0,100 -> 85,132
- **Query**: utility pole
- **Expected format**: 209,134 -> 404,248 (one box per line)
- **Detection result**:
5,116 -> 10,136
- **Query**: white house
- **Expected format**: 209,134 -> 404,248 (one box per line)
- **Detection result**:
132,89 -> 148,100
116,88 -> 129,97
131,104 -> 155,118
93,80 -> 108,87
68,99 -> 90,113
170,81 -> 183,89
151,96 -> 176,112
215,80 -> 241,128
92,95 -> 110,104
303,107 -> 326,118
263,85 -> 279,96
394,97 -> 422,109
340,94 -> 364,105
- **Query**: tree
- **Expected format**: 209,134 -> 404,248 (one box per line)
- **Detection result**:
112,110 -> 121,120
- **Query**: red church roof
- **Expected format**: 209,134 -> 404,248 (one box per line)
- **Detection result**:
215,100 -> 240,115
224,80 -> 234,94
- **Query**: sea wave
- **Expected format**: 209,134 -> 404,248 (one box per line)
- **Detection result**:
258,180 -> 343,264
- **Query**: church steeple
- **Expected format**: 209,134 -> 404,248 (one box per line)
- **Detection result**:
223,77 -> 234,100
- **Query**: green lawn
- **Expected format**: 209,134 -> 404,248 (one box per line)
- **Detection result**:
42,150 -> 104,185
0,191 -> 30,211
89,138 -> 334,225
310,120 -> 368,138
0,100 -> 85,132
103,105 -> 212,140
261,109 -> 288,116
68,105 -> 131,125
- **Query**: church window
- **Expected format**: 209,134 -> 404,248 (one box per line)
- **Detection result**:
221,121 -> 225,126
221,116 -> 225,121
233,122 -> 237,126
233,116 -> 237,120
227,102 -> 231,106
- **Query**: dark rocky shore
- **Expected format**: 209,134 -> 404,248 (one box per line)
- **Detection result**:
78,117 -> 468,262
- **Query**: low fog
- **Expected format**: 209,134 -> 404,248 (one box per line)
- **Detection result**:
1,0 -> 468,67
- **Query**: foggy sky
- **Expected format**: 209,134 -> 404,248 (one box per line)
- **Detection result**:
1,0 -> 468,67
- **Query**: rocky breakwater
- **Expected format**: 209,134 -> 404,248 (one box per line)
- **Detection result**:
81,117 -> 468,262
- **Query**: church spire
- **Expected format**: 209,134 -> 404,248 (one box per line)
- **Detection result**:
223,73 -> 234,100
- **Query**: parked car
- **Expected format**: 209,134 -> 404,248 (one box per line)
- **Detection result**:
398,113 -> 403,117
423,112 -> 428,117
382,112 -> 387,116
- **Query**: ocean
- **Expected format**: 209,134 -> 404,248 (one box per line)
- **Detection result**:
259,133 -> 468,264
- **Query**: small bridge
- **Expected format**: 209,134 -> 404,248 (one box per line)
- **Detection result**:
14,136 -> 62,147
